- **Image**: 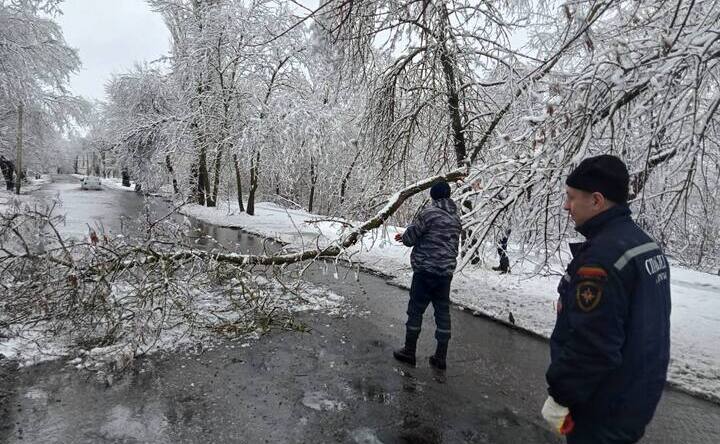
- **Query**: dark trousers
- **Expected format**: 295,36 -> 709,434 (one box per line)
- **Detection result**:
567,420 -> 645,444
405,270 -> 452,350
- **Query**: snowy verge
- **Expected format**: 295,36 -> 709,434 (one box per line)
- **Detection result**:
103,178 -> 172,197
180,200 -> 720,403
0,175 -> 53,212
69,175 -> 171,197
101,178 -> 137,192
70,174 -> 136,193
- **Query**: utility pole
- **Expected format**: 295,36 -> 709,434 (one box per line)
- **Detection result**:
15,102 -> 23,195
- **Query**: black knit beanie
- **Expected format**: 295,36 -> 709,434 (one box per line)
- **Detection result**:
430,181 -> 451,200
566,154 -> 629,204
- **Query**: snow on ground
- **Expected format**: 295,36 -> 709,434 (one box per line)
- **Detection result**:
181,199 -> 720,403
0,175 -> 53,212
0,191 -> 10,213
101,177 -> 137,192
70,174 -> 137,193
97,175 -> 173,196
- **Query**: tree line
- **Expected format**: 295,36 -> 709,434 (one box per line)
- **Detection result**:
3,0 -> 718,271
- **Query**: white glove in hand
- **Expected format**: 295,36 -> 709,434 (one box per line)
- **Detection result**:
541,396 -> 575,435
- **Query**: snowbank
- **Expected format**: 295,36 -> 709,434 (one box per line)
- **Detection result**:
0,174 -> 52,212
70,174 -> 137,193
0,191 -> 10,213
101,176 -> 172,197
102,177 -> 137,192
181,200 -> 720,403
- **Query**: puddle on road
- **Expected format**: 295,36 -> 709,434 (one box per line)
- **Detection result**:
98,404 -> 169,442
390,366 -> 427,394
349,377 -> 395,404
23,387 -> 48,401
351,427 -> 385,444
301,391 -> 346,412
398,423 -> 442,444
492,407 -> 522,428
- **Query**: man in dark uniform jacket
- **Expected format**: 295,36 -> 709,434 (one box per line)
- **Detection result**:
542,155 -> 671,443
393,181 -> 462,370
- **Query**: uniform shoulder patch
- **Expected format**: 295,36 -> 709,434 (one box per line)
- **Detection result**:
576,265 -> 608,280
576,280 -> 603,312
575,264 -> 607,312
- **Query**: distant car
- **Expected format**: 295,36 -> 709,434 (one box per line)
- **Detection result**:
80,176 -> 102,190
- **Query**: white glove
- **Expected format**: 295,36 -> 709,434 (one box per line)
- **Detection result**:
541,396 -> 575,435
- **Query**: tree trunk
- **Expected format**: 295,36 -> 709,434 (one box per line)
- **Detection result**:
209,146 -> 223,207
308,155 -> 317,213
189,163 -> 198,196
233,154 -> 244,212
340,143 -> 360,204
244,57 -> 288,215
438,3 -> 467,166
196,146 -> 210,206
629,127 -> 674,200
15,103 -> 23,195
165,155 -> 180,194
439,3 -> 476,261
246,151 -> 259,215
73,156 -> 79,174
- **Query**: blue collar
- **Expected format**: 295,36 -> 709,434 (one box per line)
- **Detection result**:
576,205 -> 631,239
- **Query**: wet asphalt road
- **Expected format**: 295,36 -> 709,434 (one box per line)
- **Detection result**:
0,176 -> 719,443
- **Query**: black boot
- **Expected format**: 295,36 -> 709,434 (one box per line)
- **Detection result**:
393,347 -> 416,366
430,341 -> 448,370
429,356 -> 446,370
394,326 -> 419,366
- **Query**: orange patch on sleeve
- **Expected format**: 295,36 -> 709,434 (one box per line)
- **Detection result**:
577,266 -> 607,279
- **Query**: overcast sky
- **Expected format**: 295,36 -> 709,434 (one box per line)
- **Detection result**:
57,0 -> 170,102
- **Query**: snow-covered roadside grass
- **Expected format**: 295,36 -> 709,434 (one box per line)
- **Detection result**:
91,175 -> 173,197
0,174 -> 52,212
70,174 -> 136,193
100,177 -> 137,192
181,199 -> 720,403
0,190 -> 10,213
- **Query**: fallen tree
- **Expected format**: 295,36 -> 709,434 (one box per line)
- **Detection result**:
0,166 -> 466,375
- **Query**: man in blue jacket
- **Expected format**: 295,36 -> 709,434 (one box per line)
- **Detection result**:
393,181 -> 462,370
543,155 -> 671,443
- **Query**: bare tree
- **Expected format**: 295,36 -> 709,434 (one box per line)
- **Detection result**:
316,0 -> 720,270
0,0 -> 87,192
